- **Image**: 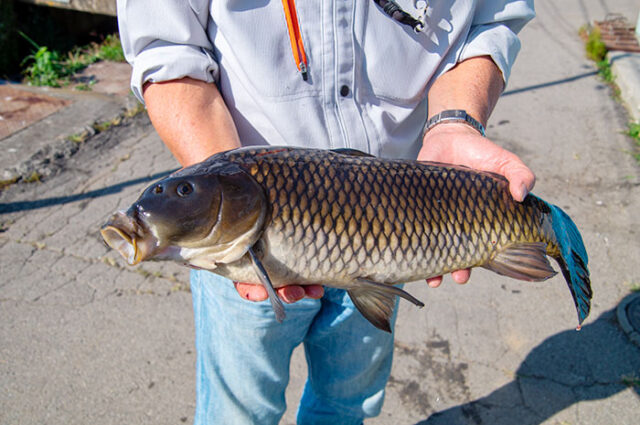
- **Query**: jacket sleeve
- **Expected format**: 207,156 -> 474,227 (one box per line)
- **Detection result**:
117,0 -> 219,103
458,0 -> 535,84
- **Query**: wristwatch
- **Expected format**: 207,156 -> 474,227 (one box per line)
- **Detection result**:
424,109 -> 486,137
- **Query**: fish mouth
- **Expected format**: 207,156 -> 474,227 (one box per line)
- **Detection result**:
100,210 -> 158,265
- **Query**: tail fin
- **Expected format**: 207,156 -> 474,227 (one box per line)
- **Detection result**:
548,202 -> 592,326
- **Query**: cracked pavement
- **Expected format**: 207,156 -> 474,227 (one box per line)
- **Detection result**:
1,1 -> 639,424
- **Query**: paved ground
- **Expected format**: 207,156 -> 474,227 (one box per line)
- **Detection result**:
1,1 -> 639,424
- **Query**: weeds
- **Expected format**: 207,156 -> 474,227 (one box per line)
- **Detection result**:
19,31 -> 64,86
124,102 -> 146,118
68,130 -> 91,144
625,123 -> 640,165
584,27 -> 607,62
19,31 -> 124,88
0,177 -> 19,191
596,59 -> 615,84
74,81 -> 96,91
23,171 -> 42,183
95,34 -> 125,62
621,373 -> 640,388
627,122 -> 640,140
582,24 -> 640,164
580,25 -> 618,94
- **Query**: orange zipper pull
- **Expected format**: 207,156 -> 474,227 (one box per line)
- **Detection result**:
281,0 -> 309,80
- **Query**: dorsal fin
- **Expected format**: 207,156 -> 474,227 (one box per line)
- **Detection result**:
331,148 -> 375,158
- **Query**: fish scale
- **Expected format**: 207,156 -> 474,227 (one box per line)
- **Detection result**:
101,146 -> 592,331
227,147 -> 553,285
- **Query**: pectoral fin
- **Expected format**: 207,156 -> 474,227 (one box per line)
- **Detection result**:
248,247 -> 286,322
348,279 -> 424,332
483,242 -> 557,281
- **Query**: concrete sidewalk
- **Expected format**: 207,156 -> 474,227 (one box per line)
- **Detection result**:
1,1 -> 639,424
0,61 -> 137,182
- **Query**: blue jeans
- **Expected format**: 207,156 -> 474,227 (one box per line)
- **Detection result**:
191,270 -> 397,425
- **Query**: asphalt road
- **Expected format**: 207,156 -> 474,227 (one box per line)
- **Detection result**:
1,1 -> 639,424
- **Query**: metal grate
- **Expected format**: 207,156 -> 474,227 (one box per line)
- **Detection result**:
593,14 -> 640,53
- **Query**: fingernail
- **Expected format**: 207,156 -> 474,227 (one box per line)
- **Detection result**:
512,182 -> 527,202
283,287 -> 304,303
521,183 -> 529,200
426,278 -> 441,288
307,286 -> 324,299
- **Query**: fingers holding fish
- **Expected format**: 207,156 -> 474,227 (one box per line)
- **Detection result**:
234,282 -> 324,303
420,123 -> 536,202
426,268 -> 471,288
419,124 -> 526,288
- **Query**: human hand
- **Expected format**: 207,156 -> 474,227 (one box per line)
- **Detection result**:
418,123 -> 536,288
234,281 -> 324,303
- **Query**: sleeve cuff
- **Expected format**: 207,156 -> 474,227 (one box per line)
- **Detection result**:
130,41 -> 219,103
458,23 -> 522,85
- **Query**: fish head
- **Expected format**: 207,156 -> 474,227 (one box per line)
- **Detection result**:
101,167 -> 267,269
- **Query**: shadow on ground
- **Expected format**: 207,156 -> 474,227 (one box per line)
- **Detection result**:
420,299 -> 640,424
0,169 -> 176,214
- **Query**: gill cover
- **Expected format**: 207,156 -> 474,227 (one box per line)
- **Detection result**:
102,162 -> 268,269
181,167 -> 268,267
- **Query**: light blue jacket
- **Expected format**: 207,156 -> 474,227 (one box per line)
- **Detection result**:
118,0 -> 535,159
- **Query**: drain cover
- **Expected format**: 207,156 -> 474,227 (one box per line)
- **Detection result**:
617,293 -> 640,347
594,14 -> 640,53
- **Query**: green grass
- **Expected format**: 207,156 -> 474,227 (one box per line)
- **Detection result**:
19,31 -> 125,88
625,122 -> 640,165
596,59 -> 615,84
580,25 -> 618,95
584,27 -> 607,62
627,122 -> 640,139
582,24 -> 640,165
94,34 -> 125,62
622,373 -> 640,388
0,177 -> 19,191
23,171 -> 42,183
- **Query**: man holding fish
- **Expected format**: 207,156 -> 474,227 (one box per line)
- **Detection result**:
117,1 -> 538,423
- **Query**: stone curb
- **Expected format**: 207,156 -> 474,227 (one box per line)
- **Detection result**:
0,86 -> 139,183
609,51 -> 640,122
616,292 -> 640,347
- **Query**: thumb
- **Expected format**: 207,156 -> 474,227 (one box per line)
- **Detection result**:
503,162 -> 536,202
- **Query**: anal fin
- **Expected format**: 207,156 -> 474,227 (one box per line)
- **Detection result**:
348,279 -> 424,333
483,242 -> 557,281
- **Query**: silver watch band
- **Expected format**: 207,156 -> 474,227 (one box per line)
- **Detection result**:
424,110 -> 486,137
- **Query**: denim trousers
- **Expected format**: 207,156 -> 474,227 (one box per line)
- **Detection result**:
190,269 -> 397,425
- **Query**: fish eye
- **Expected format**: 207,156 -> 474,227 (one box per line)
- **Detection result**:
176,182 -> 194,197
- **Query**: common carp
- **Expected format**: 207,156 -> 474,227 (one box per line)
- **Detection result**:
101,146 -> 591,331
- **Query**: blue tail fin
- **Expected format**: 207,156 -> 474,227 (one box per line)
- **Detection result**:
548,202 -> 592,326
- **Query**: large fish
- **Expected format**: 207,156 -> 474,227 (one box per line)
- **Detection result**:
101,147 -> 591,331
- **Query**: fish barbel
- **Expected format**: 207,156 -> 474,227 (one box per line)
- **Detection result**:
101,147 -> 592,331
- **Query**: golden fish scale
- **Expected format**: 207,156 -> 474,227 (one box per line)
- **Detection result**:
230,148 -> 557,284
